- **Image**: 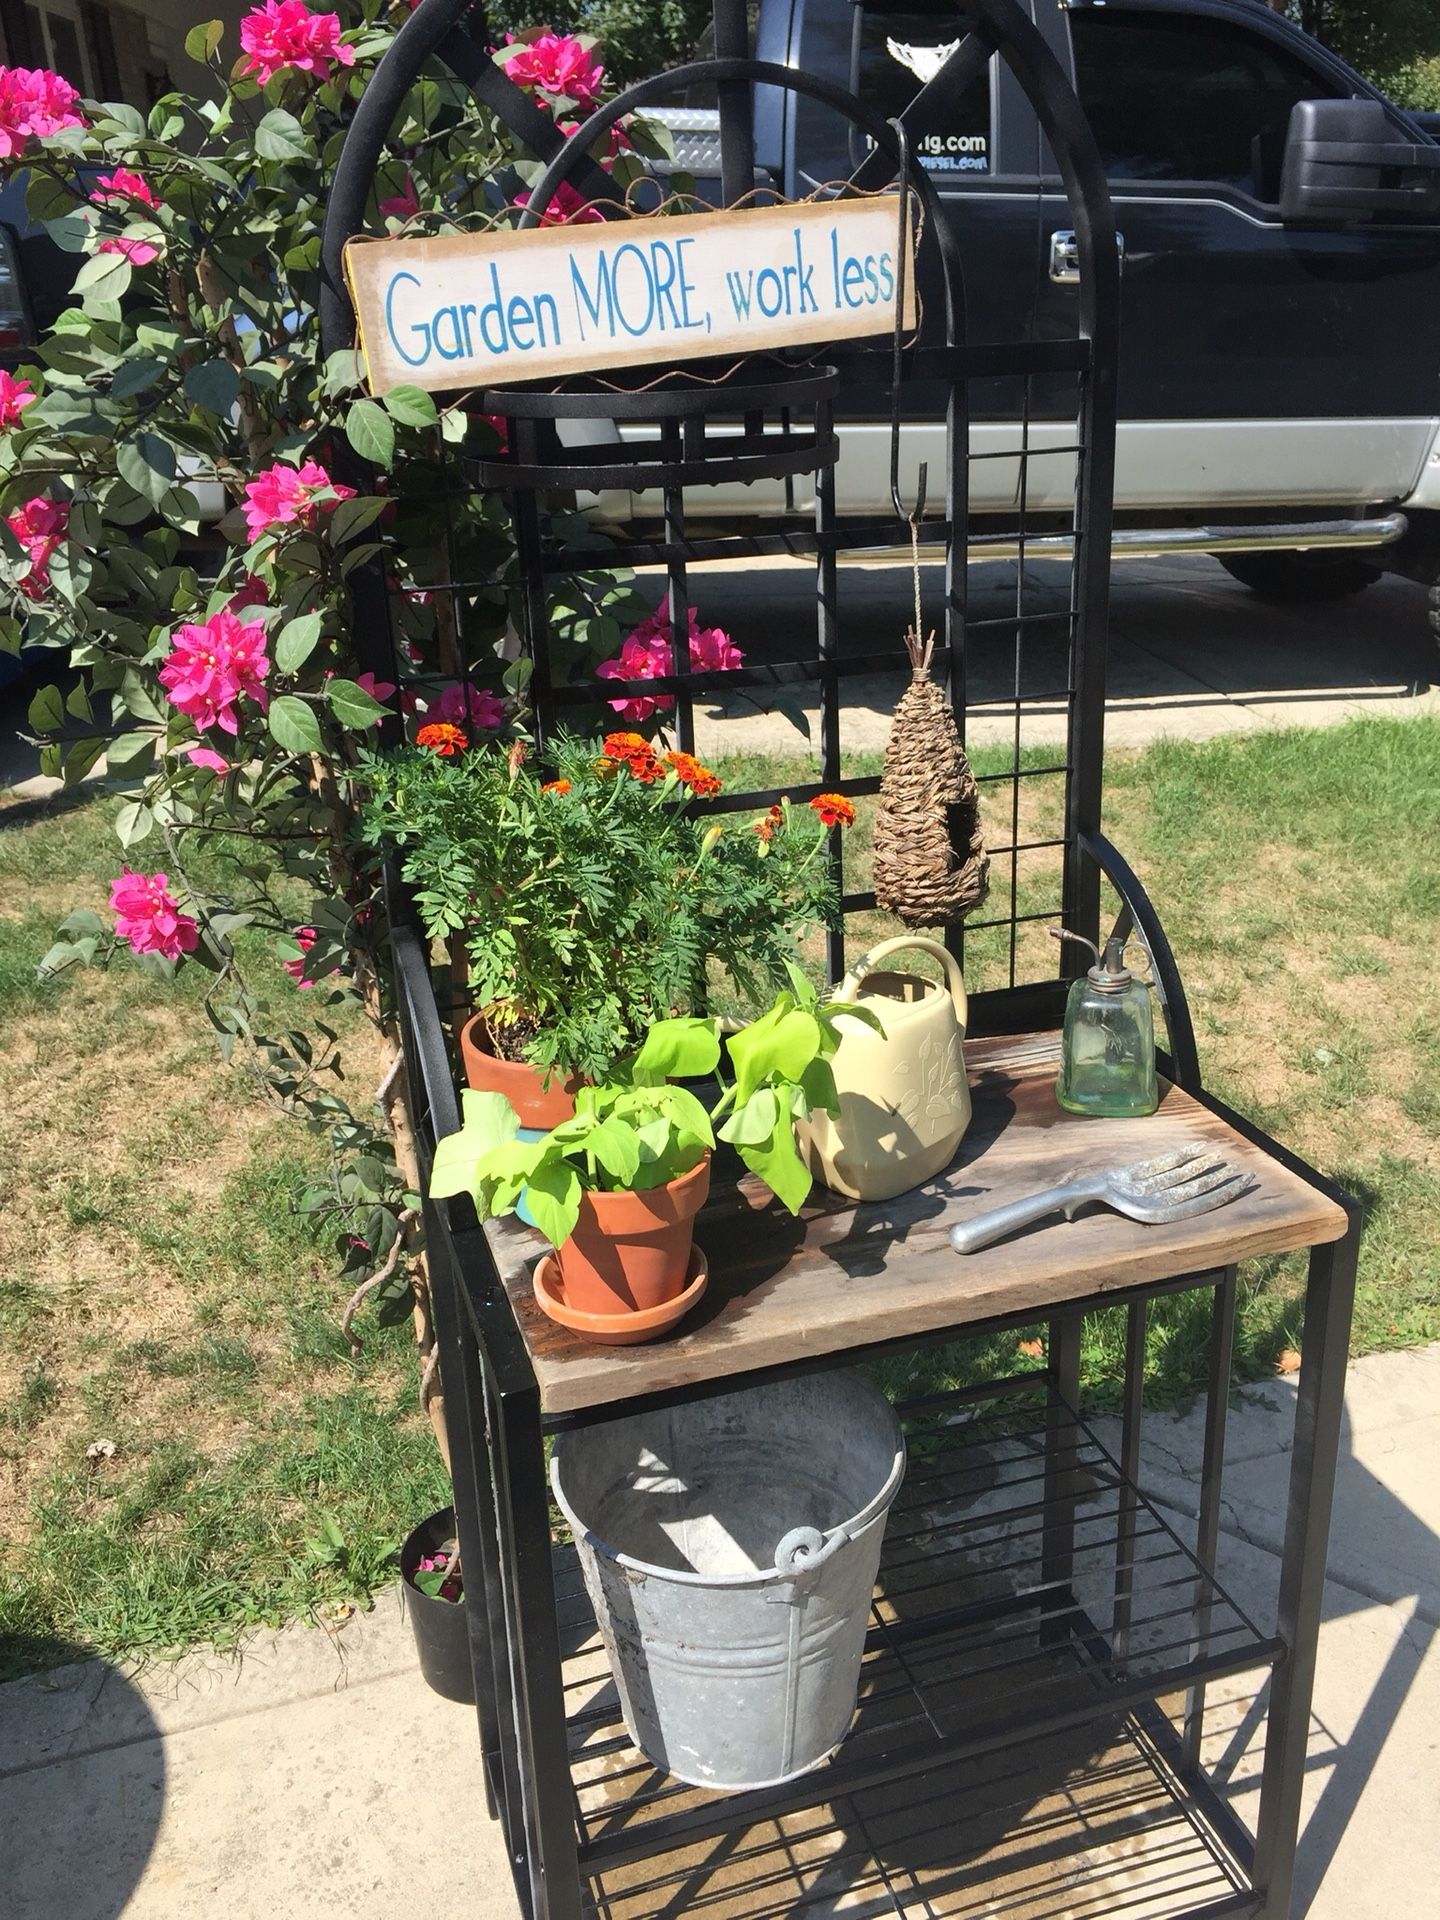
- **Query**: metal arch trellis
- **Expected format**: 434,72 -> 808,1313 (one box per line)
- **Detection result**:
320,0 -> 1143,1040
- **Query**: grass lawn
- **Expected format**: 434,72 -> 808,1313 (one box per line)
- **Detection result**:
0,712 -> 1435,1680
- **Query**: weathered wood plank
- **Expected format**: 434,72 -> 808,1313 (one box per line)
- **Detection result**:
483,1032 -> 1348,1416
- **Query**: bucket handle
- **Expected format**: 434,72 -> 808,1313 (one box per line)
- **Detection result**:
835,935 -> 968,1030
773,1524 -> 850,1574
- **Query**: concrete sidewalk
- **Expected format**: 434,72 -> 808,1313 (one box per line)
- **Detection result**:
3,1343 -> 1437,1919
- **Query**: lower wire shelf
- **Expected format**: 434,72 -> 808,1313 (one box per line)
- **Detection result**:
552,1395 -> 1278,1916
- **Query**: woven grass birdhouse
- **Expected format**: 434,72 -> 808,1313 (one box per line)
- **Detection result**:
873,629 -> 989,927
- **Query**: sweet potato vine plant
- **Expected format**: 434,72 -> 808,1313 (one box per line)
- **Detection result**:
0,2 -> 671,1452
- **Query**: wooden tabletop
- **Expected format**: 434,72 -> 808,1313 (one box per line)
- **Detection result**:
482,1031 -> 1349,1417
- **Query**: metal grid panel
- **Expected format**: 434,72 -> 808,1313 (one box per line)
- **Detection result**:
553,1397 -> 1276,1872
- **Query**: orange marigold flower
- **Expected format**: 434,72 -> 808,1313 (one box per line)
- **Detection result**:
416,722 -> 468,757
602,730 -> 651,761
751,803 -> 785,842
542,778 -> 571,795
661,750 -> 723,798
594,756 -> 619,778
810,791 -> 857,829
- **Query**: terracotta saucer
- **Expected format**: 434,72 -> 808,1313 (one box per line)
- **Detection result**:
533,1246 -> 708,1346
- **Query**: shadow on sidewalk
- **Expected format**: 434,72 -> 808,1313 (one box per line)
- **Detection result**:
0,1639 -> 165,1920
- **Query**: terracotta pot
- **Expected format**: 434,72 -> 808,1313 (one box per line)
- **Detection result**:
459,1010 -> 580,1130
555,1154 -> 711,1316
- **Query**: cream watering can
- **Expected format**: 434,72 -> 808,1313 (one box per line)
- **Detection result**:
800,936 -> 972,1203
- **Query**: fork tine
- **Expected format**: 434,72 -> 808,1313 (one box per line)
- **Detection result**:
1160,1175 -> 1259,1220
1127,1151 -> 1219,1193
1129,1148 -> 1204,1180
1160,1167 -> 1253,1207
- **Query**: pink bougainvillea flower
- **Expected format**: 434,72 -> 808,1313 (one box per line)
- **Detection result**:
91,166 -> 162,211
0,66 -> 84,159
0,369 -> 35,430
512,181 -> 604,227
431,682 -> 504,731
239,2 -> 355,85
184,745 -> 231,775
98,235 -> 160,267
504,32 -> 605,112
159,608 -> 270,735
109,870 -> 200,961
379,171 -> 420,221
355,670 -> 396,703
6,495 -> 68,599
596,608 -> 745,720
242,459 -> 355,541
229,573 -> 270,612
283,925 -> 317,986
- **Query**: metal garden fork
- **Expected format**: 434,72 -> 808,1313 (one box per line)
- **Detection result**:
948,1148 -> 1258,1255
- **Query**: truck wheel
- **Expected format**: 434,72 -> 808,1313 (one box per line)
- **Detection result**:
1216,551 -> 1382,602
1429,582 -> 1440,652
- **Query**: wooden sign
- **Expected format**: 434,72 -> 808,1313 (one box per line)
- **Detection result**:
344,195 -> 917,395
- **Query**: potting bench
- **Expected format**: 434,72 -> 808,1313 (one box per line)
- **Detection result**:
323,3 -> 1360,1916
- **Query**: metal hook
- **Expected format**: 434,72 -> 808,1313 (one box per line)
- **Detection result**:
886,116 -> 926,531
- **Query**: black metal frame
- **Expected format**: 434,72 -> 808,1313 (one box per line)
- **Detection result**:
324,4 -> 1359,1916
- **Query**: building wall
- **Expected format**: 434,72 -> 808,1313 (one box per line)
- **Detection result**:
1,0 -> 250,107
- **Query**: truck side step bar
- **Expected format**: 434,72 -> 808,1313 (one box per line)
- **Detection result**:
953,514 -> 1408,566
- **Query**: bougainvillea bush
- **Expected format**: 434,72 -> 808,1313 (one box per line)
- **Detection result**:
0,1 -> 695,1422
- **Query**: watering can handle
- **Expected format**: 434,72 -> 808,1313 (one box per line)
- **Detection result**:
835,935 -> 968,1029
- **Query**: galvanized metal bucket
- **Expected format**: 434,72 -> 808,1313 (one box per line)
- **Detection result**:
551,1373 -> 905,1791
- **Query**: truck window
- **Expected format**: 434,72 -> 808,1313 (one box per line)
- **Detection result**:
1068,8 -> 1343,201
852,4 -> 992,176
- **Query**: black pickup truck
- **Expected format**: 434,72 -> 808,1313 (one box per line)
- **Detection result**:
640,0 -> 1440,605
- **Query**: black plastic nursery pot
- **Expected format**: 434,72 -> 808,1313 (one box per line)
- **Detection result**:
400,1506 -> 474,1704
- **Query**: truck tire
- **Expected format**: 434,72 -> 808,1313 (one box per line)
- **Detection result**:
1215,551 -> 1382,602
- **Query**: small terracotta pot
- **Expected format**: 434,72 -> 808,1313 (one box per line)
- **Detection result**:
459,1010 -> 580,1130
555,1155 -> 711,1316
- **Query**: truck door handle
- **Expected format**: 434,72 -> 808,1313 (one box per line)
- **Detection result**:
1049,230 -> 1124,284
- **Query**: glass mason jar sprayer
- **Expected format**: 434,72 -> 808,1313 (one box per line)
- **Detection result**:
1050,930 -> 1159,1118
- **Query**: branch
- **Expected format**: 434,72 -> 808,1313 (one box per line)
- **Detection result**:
340,1205 -> 418,1354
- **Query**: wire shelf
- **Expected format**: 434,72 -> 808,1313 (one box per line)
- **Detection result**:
552,1396 -> 1277,1880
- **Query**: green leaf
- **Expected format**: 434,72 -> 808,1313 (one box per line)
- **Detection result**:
254,107 -> 308,163
585,1116 -> 642,1189
345,398 -> 395,468
521,1158 -> 582,1248
725,1006 -> 822,1108
27,684 -> 64,732
184,18 -> 224,61
64,681 -> 92,721
798,1056 -> 840,1118
274,611 -> 324,674
112,355 -> 168,399
326,677 -> 385,729
183,358 -> 240,415
104,731 -> 156,779
115,800 -> 154,847
74,251 -> 131,301
329,495 -> 389,542
382,385 -> 438,428
735,1117 -> 813,1215
719,1085 -> 780,1148
116,431 -> 178,506
58,908 -> 105,938
267,694 -> 323,754
628,1016 -> 721,1087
